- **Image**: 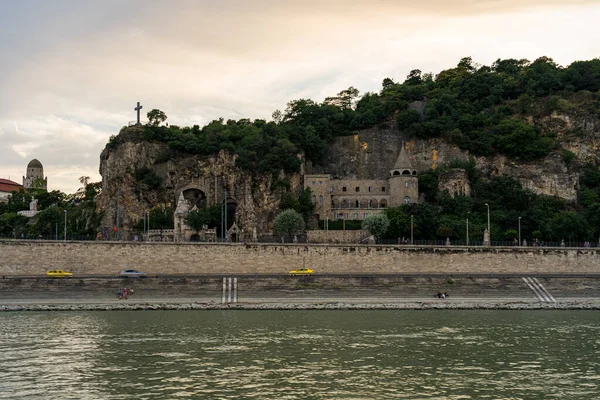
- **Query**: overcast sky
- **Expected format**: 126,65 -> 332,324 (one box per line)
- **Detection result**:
1,0 -> 599,194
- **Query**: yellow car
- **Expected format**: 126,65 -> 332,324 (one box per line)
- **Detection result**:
46,269 -> 73,278
289,268 -> 314,276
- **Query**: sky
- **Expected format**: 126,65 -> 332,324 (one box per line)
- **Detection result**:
1,0 -> 599,194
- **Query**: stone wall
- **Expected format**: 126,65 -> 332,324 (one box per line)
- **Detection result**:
1,240 -> 599,276
307,230 -> 368,244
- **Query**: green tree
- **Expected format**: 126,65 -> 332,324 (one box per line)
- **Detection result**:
362,214 -> 390,241
147,109 -> 168,126
185,207 -> 214,235
149,206 -> 174,240
273,209 -> 305,241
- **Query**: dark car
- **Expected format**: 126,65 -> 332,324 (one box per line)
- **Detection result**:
118,269 -> 148,278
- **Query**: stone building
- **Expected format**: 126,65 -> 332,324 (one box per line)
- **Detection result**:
304,144 -> 419,221
22,159 -> 47,190
173,191 -> 217,242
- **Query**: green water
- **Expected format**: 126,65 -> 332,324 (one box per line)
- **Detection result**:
0,310 -> 599,399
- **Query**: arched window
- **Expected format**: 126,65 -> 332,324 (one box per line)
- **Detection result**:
342,200 -> 349,208
311,195 -> 316,204
319,195 -> 323,205
380,199 -> 387,208
403,196 -> 411,204
355,200 -> 360,208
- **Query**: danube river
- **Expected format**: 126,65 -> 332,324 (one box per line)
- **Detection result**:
1,310 -> 599,399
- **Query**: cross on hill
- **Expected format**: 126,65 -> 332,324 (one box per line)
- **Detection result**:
134,102 -> 143,125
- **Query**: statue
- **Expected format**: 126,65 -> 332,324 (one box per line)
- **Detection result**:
483,229 -> 490,246
29,198 -> 38,211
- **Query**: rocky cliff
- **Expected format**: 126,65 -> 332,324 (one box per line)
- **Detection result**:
98,109 -> 599,237
306,111 -> 600,201
96,127 -> 301,239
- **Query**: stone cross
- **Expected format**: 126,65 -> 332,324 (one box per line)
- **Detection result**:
134,102 -> 143,125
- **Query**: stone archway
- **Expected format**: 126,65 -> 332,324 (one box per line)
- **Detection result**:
182,187 -> 207,209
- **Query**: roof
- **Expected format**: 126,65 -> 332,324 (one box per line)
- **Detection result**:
0,178 -> 22,193
392,144 -> 415,171
27,159 -> 43,169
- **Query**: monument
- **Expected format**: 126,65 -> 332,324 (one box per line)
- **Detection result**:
134,102 -> 143,125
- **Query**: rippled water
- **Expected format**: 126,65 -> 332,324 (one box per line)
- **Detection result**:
0,310 -> 599,399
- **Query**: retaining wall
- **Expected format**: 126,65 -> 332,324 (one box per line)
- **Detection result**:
0,240 -> 599,276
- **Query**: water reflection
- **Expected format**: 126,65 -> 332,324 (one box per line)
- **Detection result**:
0,310 -> 599,399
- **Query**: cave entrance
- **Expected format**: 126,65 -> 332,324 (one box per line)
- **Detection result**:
182,188 -> 207,209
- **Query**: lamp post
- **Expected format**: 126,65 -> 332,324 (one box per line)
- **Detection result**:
63,210 -> 67,241
466,212 -> 470,247
518,216 -> 521,247
410,214 -> 414,245
485,203 -> 490,244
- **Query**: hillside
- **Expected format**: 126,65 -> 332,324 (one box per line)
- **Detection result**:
94,56 -> 600,243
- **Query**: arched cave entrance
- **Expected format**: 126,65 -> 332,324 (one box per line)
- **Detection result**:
182,188 -> 207,209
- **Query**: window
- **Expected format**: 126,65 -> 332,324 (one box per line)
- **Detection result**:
342,186 -> 347,192
368,186 -> 372,192
319,181 -> 323,185
355,200 -> 359,207
355,186 -> 360,192
363,213 -> 369,218
382,187 -> 386,192
330,186 -> 334,193
311,195 -> 316,204
368,200 -> 373,208
344,213 -> 348,219
319,195 -> 323,205
353,213 -> 358,220
405,182 -> 409,187
312,181 -> 316,185
403,196 -> 411,204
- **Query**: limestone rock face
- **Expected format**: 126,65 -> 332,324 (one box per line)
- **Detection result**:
307,122 -> 585,201
97,129 -> 300,239
438,169 -> 471,198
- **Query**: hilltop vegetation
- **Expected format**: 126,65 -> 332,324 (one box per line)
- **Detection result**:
110,56 -> 600,175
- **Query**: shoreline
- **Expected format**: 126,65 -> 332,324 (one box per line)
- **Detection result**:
2,298 -> 600,311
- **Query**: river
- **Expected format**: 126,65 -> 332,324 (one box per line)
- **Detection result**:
1,310 -> 599,399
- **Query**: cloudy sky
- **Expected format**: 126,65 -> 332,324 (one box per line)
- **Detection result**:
1,0 -> 599,193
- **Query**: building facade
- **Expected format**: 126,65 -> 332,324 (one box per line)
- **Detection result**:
22,159 -> 47,190
304,144 -> 419,221
0,178 -> 22,203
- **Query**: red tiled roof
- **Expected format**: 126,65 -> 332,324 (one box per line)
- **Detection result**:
0,178 -> 22,193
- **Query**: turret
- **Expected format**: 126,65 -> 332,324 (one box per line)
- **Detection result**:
388,143 -> 418,206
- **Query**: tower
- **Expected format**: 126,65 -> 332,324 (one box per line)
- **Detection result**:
22,159 -> 47,190
388,143 -> 418,206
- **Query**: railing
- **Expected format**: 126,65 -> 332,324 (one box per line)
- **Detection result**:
0,233 -> 597,248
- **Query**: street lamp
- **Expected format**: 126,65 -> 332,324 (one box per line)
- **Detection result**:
410,214 -> 414,245
518,216 -> 521,247
466,212 -> 470,246
63,210 -> 67,241
485,203 -> 490,244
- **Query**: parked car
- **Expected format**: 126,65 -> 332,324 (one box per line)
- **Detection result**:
118,269 -> 148,278
289,268 -> 314,276
46,269 -> 73,278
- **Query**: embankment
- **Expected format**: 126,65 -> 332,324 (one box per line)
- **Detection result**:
1,240 -> 599,276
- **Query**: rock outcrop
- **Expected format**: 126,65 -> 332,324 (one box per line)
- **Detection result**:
96,128 -> 301,239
